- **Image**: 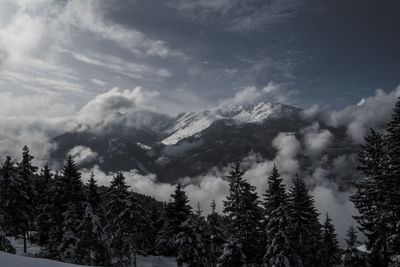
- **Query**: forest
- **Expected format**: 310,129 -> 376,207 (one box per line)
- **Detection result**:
0,98 -> 400,267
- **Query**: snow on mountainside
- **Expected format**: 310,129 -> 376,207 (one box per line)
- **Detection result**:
161,102 -> 299,145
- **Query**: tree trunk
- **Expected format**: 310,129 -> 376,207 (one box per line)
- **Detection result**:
133,251 -> 137,267
23,229 -> 27,253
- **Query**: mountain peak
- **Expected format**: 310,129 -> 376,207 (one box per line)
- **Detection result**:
161,102 -> 300,145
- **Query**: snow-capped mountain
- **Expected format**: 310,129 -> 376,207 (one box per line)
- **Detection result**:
50,102 -> 354,182
161,102 -> 300,145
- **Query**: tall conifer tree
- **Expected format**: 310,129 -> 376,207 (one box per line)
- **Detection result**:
223,161 -> 262,265
263,165 -> 296,267
321,214 -> 341,267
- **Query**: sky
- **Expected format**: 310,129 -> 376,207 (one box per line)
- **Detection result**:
1,0 -> 400,115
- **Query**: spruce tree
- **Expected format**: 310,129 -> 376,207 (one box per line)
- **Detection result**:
343,226 -> 364,267
0,156 -> 30,251
76,203 -> 110,266
36,164 -> 53,247
59,202 -> 82,263
57,156 -> 85,263
176,214 -> 210,267
223,161 -> 262,265
351,129 -> 391,266
75,174 -> 110,266
157,183 -> 192,256
288,175 -> 323,266
263,165 -> 296,267
47,171 -> 66,259
207,200 -> 226,267
17,146 -> 37,253
321,214 -> 341,267
86,172 -> 102,213
386,97 -> 400,262
217,237 -> 246,267
105,172 -> 143,267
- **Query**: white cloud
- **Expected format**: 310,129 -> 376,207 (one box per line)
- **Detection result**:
91,78 -> 107,86
68,146 -> 98,165
219,82 -> 296,109
301,122 -> 333,157
312,185 -> 358,246
323,86 -> 400,143
0,91 -> 75,164
60,0 -> 180,58
77,87 -> 159,128
219,86 -> 262,109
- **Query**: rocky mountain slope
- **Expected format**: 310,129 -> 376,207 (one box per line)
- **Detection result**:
50,102 -> 356,182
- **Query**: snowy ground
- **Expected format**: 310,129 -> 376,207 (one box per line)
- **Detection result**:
3,236 -> 177,267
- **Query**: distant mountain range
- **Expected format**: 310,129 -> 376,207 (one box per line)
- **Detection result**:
50,102 -> 357,183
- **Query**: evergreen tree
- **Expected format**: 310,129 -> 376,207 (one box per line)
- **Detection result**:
17,146 -> 37,253
288,175 -> 323,266
343,226 -> 364,267
321,214 -> 341,267
157,183 -> 192,256
57,156 -> 85,263
143,202 -> 165,255
87,172 -> 101,212
75,174 -> 110,266
76,203 -> 110,266
0,156 -> 30,252
263,165 -> 296,267
105,173 -> 143,267
61,155 -> 85,207
36,164 -> 53,247
386,97 -> 400,262
58,202 -> 82,263
47,171 -> 66,259
46,156 -> 85,262
351,129 -> 392,266
223,161 -> 262,265
207,200 -> 226,267
217,237 -> 246,267
176,214 -> 210,267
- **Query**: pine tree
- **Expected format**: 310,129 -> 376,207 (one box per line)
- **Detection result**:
0,156 -> 30,251
217,237 -> 246,267
321,214 -> 341,267
207,200 -> 226,267
176,214 -> 210,267
75,174 -> 110,266
59,202 -> 82,263
57,156 -> 85,263
47,171 -> 66,259
143,202 -> 165,255
36,164 -> 53,247
223,161 -> 263,265
263,165 -> 296,267
17,146 -> 37,253
76,203 -> 110,266
343,226 -> 364,267
157,183 -> 192,256
87,172 -> 101,212
105,172 -> 143,267
288,175 -> 323,266
351,129 -> 391,266
46,156 -> 85,262
386,97 -> 400,263
61,155 -> 85,207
